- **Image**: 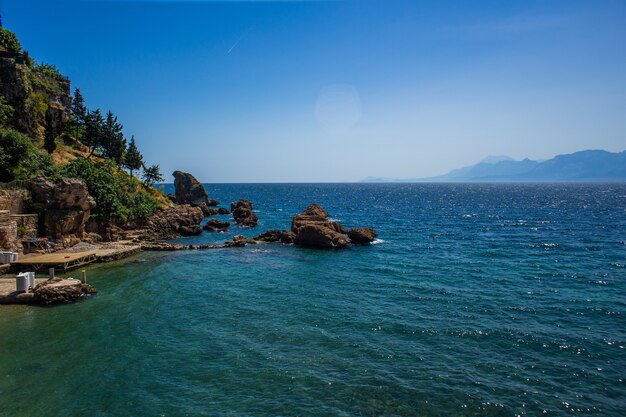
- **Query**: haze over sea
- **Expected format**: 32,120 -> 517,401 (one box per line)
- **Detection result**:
1,183 -> 625,416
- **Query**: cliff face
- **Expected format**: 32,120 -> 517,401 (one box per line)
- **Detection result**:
0,58 -> 72,138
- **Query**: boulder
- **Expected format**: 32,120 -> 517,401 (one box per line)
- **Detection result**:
231,199 -> 258,227
29,176 -> 96,240
207,199 -> 220,207
280,231 -> 296,244
294,224 -> 349,249
203,219 -> 230,232
254,230 -> 283,242
178,225 -> 202,236
347,227 -> 378,244
198,204 -> 219,217
218,207 -> 230,215
32,279 -> 97,305
224,234 -> 256,247
173,171 -> 209,206
144,204 -> 204,240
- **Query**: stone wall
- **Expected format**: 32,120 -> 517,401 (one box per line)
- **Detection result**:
0,211 -> 17,251
0,189 -> 29,213
11,214 -> 38,238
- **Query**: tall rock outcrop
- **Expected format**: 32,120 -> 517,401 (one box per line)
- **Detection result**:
0,58 -> 71,138
172,171 -> 210,206
29,176 -> 96,240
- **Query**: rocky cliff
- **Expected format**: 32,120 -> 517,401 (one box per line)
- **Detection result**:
0,58 -> 72,138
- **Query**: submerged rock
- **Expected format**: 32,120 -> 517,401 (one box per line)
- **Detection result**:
217,207 -> 230,215
347,227 -> 378,244
231,199 -> 258,227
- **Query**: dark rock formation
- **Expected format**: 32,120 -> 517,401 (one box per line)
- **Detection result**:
294,224 -> 349,249
224,234 -> 257,247
29,176 -> 96,240
0,58 -> 72,137
347,227 -> 378,244
207,199 -> 220,207
32,279 -> 97,305
231,199 -> 258,227
280,231 -> 296,244
290,203 -> 375,249
254,229 -> 296,243
178,225 -> 202,236
144,204 -> 204,240
166,193 -> 177,203
218,207 -> 230,215
203,219 -> 230,232
173,171 -> 209,206
198,205 -> 219,217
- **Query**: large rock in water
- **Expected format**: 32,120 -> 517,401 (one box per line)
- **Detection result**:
231,199 -> 258,227
291,203 -> 350,249
29,176 -> 96,240
173,171 -> 209,206
348,227 -> 378,244
203,219 -> 230,231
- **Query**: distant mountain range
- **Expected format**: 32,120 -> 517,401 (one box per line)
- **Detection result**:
362,150 -> 626,182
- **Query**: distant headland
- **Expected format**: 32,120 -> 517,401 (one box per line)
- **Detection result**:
362,150 -> 626,183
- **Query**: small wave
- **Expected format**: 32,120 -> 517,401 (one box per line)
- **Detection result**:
371,238 -> 385,245
328,218 -> 341,222
461,214 -> 475,218
251,249 -> 272,254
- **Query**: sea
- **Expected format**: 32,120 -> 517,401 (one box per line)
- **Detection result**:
1,183 -> 625,417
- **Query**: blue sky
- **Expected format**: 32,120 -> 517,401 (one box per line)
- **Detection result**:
2,0 -> 625,182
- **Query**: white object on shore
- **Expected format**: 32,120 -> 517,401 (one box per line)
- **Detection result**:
26,272 -> 35,289
16,272 -> 29,292
0,252 -> 18,264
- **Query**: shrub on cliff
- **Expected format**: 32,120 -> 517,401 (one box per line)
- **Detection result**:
0,127 -> 55,182
60,157 -> 160,223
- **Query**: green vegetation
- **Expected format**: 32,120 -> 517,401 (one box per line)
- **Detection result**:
124,136 -> 143,178
0,28 -> 168,226
60,158 -> 159,223
0,28 -> 21,52
142,164 -> 164,187
0,127 -> 56,181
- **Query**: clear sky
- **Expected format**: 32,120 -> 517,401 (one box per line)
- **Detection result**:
2,0 -> 625,182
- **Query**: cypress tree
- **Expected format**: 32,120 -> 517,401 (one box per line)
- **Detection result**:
124,135 -> 143,178
71,88 -> 86,137
44,106 -> 57,154
102,110 -> 126,164
84,109 -> 104,158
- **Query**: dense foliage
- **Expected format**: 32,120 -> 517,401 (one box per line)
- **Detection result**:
0,127 -> 56,181
60,157 -> 159,222
0,28 -> 21,52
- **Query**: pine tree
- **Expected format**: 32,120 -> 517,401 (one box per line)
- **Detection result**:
71,88 -> 86,137
142,164 -> 164,187
44,106 -> 57,154
102,110 -> 126,164
124,135 -> 143,178
83,109 -> 104,158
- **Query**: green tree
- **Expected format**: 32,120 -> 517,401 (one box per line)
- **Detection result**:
142,164 -> 164,187
124,135 -> 143,178
43,106 -> 57,154
83,109 -> 104,157
101,110 -> 126,164
0,128 -> 30,181
0,28 -> 21,52
71,88 -> 86,137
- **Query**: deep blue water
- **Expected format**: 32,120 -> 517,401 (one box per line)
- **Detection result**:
1,183 -> 625,416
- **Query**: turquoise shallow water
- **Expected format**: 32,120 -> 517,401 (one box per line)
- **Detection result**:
1,183 -> 625,416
